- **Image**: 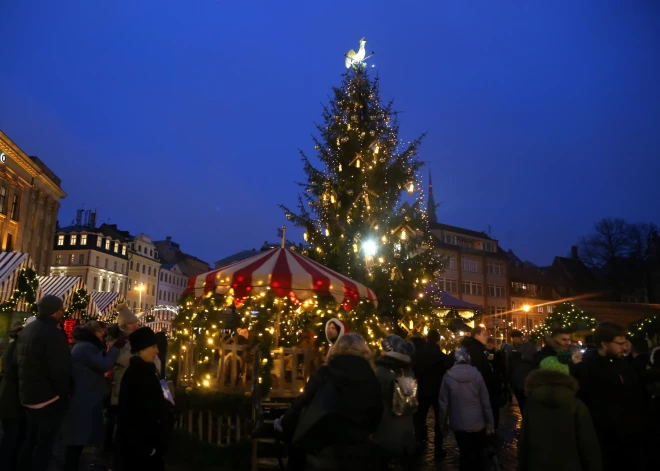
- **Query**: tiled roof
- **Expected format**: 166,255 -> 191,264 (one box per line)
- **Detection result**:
429,222 -> 495,241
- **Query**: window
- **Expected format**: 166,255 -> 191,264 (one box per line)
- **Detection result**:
461,259 -> 480,273
152,285 -> 155,296
101,278 -> 107,291
114,261 -> 118,272
10,194 -> 19,221
483,242 -> 495,252
105,239 -> 110,250
444,234 -> 457,245
511,282 -> 537,295
136,262 -> 140,272
138,245 -> 142,252
57,235 -> 65,246
142,265 -> 145,274
97,237 -> 102,248
104,259 -> 109,269
547,305 -> 554,314
458,238 -> 471,248
462,281 -> 483,296
121,245 -> 127,256
128,279 -> 132,290
159,290 -> 162,300
144,247 -> 148,254
121,263 -> 124,273
511,301 -> 516,309
0,186 -> 6,214
447,257 -> 457,269
80,234 -> 87,245
486,263 -> 504,276
70,235 -> 78,245
169,274 -> 172,283
111,281 -> 116,292
148,266 -> 151,276
488,284 -> 505,298
114,242 -> 119,253
95,256 -> 100,267
119,282 -> 122,293
150,249 -> 153,257
69,254 -> 75,264
93,277 -> 98,289
537,306 -> 544,313
78,254 -> 85,265
438,278 -> 458,293
160,272 -> 163,281
55,254 -> 62,265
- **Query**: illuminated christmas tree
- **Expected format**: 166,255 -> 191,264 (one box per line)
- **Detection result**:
530,302 -> 597,342
281,48 -> 444,329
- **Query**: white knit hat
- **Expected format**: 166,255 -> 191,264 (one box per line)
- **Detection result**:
24,316 -> 37,326
116,302 -> 138,327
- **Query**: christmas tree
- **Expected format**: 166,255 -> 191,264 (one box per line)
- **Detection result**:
530,302 -> 597,342
281,47 -> 444,333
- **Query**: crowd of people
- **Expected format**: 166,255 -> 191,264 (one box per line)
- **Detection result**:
0,296 -> 173,471
273,321 -> 659,471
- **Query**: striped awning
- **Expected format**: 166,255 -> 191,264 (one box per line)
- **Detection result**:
90,292 -> 125,320
37,276 -> 87,318
0,252 -> 41,312
187,248 -> 378,310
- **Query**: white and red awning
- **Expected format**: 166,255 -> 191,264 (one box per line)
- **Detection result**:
90,292 -> 125,320
187,248 -> 377,310
0,252 -> 41,311
38,276 -> 86,312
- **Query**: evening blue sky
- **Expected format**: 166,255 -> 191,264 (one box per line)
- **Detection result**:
1,1 -> 658,266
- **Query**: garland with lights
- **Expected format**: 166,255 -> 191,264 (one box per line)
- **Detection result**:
63,288 -> 90,320
0,267 -> 39,314
530,302 -> 596,343
279,65 -> 445,335
628,314 -> 660,347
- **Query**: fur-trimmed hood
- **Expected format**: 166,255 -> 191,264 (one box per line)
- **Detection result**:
524,369 -> 578,408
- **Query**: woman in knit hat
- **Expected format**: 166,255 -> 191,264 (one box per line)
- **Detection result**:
371,335 -> 417,471
114,327 -> 174,471
104,302 -> 138,450
518,354 -> 601,471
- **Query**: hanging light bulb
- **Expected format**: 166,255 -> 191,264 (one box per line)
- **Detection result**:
325,228 -> 330,236
407,182 -> 415,194
400,230 -> 408,240
303,232 -> 308,241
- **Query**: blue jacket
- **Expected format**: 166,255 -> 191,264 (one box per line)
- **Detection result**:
438,363 -> 494,432
61,327 -> 120,446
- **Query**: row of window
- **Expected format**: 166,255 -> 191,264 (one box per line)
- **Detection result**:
489,306 -> 507,315
511,301 -> 553,313
159,290 -> 180,303
130,260 -> 159,277
134,244 -> 158,259
436,279 -> 505,298
442,234 -> 495,252
57,234 -> 127,256
0,186 -> 21,221
160,271 -> 186,287
54,254 -> 126,274
92,276 -> 122,294
127,279 -> 157,296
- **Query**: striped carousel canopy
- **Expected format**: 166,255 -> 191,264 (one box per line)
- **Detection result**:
90,291 -> 125,320
37,276 -> 87,318
187,248 -> 378,310
0,252 -> 41,311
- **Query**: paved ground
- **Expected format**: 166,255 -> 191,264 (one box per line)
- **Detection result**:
418,403 -> 522,470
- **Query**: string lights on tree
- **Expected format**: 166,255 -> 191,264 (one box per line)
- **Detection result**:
530,302 -> 596,343
0,267 -> 39,314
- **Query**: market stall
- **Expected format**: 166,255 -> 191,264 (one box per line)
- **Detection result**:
0,252 -> 41,343
89,291 -> 125,321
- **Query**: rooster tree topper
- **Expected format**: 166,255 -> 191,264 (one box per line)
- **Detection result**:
344,37 -> 374,68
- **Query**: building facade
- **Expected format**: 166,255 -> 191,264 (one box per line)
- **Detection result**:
154,236 -> 210,277
0,130 -> 66,275
51,216 -> 130,296
430,223 -> 510,333
126,234 -> 160,312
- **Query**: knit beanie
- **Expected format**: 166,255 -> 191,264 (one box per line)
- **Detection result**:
129,327 -> 158,353
116,302 -> 138,327
539,355 -> 570,375
381,335 -> 415,356
37,295 -> 64,318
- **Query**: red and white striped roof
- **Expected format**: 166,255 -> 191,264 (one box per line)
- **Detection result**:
187,248 -> 377,310
90,292 -> 125,320
0,252 -> 41,311
37,276 -> 87,318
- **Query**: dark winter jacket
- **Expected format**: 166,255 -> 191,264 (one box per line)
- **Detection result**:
17,315 -> 71,406
115,356 -> 174,471
461,336 -> 498,398
573,352 -> 645,440
280,354 -> 382,471
503,341 -> 536,391
372,353 -> 416,456
106,324 -> 132,406
518,369 -> 601,471
416,343 -> 447,399
0,340 -> 22,418
61,327 -> 120,446
486,347 -> 507,405
645,366 -> 660,470
155,332 -> 168,379
438,363 -> 494,432
532,344 -> 557,369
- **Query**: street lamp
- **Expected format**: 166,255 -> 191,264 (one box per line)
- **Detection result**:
523,304 -> 530,332
138,283 -> 145,311
362,239 -> 377,257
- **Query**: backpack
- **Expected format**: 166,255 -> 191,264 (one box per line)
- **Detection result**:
391,369 -> 418,416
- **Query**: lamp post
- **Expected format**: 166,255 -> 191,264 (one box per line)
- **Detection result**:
138,283 -> 145,311
523,304 -> 531,333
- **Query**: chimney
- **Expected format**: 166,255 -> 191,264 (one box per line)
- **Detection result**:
166,236 -> 172,243
571,246 -> 578,260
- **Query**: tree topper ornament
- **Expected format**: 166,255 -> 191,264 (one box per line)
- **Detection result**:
344,37 -> 374,69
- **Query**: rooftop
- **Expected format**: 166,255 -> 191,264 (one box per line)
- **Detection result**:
429,222 -> 495,241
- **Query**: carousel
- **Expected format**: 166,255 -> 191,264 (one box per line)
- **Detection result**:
176,242 -> 377,397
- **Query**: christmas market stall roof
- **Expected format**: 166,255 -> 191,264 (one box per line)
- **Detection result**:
37,276 -> 86,318
90,292 -> 125,320
187,247 -> 378,310
0,252 -> 42,311
423,285 -> 482,310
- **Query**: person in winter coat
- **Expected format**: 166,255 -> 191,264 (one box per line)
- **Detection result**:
502,330 -> 536,413
533,328 -> 571,368
155,328 -> 169,379
324,318 -> 348,351
573,322 -> 646,471
518,356 -> 601,471
371,335 -> 417,471
16,295 -> 72,471
114,327 -> 174,471
644,346 -> 660,471
485,337 -> 507,428
61,322 -> 123,471
0,326 -> 25,471
412,330 -> 447,458
104,302 -> 139,450
438,347 -> 494,471
277,332 -> 382,471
